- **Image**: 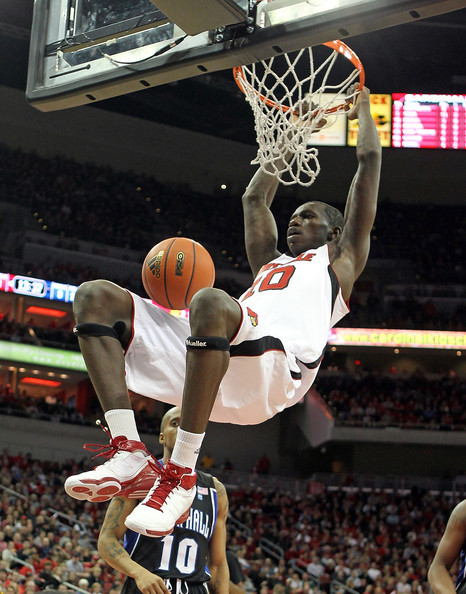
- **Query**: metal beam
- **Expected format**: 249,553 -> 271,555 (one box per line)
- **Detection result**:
27,0 -> 466,111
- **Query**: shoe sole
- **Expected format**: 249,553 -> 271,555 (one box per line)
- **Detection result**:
64,461 -> 157,503
124,509 -> 190,538
64,478 -> 121,503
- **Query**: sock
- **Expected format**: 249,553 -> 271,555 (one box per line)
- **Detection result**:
104,409 -> 141,442
171,428 -> 205,471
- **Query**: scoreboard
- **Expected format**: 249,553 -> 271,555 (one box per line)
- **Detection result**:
392,93 -> 466,149
348,93 -> 392,148
0,273 -> 77,302
314,92 -> 465,149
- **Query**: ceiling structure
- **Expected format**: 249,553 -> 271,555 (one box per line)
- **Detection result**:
0,1 -> 465,144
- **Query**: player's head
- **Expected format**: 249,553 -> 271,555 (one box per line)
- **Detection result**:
287,201 -> 343,255
159,406 -> 181,460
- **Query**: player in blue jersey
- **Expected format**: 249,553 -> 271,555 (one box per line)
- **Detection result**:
428,499 -> 466,594
97,406 -> 230,594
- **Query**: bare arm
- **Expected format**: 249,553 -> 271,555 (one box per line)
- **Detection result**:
428,500 -> 466,594
240,103 -> 321,277
98,497 -> 169,594
242,165 -> 282,278
332,86 -> 382,300
229,582 -> 246,594
207,478 -> 230,594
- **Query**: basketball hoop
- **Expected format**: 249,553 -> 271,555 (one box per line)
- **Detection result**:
233,40 -> 365,186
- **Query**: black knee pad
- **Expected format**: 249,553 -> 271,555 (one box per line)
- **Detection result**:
73,321 -> 126,342
186,336 -> 230,351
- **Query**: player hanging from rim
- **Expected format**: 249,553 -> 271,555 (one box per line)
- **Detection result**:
65,84 -> 381,537
97,406 -> 230,594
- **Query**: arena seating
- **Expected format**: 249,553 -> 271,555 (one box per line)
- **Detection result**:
0,447 -> 457,594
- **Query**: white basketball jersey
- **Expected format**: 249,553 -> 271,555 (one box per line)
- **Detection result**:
124,244 -> 349,425
238,244 -> 349,370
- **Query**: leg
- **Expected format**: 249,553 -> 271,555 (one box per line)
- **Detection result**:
73,279 -> 133,411
125,288 -> 241,537
180,287 -> 242,433
171,287 -> 241,470
65,280 -> 155,502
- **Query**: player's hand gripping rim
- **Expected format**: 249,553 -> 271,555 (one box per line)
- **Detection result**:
346,84 -> 370,121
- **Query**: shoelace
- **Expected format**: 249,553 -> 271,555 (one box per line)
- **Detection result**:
82,421 -> 122,460
147,457 -> 164,474
143,464 -> 185,510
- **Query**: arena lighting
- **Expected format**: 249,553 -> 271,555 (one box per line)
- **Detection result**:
0,272 -> 77,303
149,0 -> 249,36
0,341 -> 87,371
258,0 -> 352,26
329,328 -> 465,350
392,93 -> 466,149
20,377 -> 62,387
25,306 -> 67,318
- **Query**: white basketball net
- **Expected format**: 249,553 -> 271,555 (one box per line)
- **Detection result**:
235,41 -> 364,186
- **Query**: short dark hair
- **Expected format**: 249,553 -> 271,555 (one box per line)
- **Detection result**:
302,201 -> 344,230
322,203 -> 344,230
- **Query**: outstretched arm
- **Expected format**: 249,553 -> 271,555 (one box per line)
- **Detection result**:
98,497 -> 169,594
241,102 -> 319,277
242,163 -> 282,278
332,86 -> 382,300
428,500 -> 466,594
207,478 -> 230,594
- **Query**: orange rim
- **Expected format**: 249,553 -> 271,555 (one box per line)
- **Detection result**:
233,39 -> 365,115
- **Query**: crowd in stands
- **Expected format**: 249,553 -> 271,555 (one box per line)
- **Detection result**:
341,288 -> 464,332
0,448 -> 120,594
0,146 -> 463,593
0,143 -> 246,274
1,366 -> 464,433
0,384 -> 160,436
366,201 -> 464,285
0,143 -> 464,308
0,383 -> 88,427
226,483 -> 456,594
0,447 -> 460,594
0,314 -> 79,352
5,141 -> 463,292
314,371 -> 466,431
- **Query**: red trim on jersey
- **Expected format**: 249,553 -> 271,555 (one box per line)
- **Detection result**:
326,244 -> 351,310
124,289 -> 137,355
229,296 -> 244,343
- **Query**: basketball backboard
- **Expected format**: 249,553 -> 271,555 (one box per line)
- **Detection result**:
26,0 -> 466,112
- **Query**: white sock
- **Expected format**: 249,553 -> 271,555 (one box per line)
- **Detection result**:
104,409 -> 141,442
171,428 -> 205,471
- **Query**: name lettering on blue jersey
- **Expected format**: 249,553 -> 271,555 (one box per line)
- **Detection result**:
182,507 -> 211,538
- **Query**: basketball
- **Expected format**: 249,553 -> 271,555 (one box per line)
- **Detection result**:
142,237 -> 215,310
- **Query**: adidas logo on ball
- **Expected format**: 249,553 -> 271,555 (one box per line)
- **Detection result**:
175,251 -> 185,276
142,237 -> 215,310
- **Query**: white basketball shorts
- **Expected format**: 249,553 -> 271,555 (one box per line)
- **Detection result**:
124,291 -> 319,425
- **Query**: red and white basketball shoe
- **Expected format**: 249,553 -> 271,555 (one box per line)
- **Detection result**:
124,460 -> 196,537
119,463 -> 162,500
64,431 -> 158,503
